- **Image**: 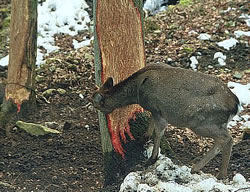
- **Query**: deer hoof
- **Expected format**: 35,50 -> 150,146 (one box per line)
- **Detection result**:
145,157 -> 157,167
191,165 -> 201,174
216,172 -> 227,180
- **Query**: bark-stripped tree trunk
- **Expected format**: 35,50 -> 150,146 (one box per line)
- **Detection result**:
94,0 -> 145,184
0,0 -> 37,131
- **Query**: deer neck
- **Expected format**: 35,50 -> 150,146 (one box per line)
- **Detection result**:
106,79 -> 138,110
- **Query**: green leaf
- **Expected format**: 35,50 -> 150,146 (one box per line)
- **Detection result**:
16,121 -> 61,136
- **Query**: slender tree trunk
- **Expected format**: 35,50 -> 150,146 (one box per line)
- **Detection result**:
94,0 -> 146,185
0,0 -> 37,131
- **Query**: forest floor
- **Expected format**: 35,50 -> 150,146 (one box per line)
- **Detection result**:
0,0 -> 249,191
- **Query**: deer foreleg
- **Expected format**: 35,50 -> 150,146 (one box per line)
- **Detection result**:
146,114 -> 167,166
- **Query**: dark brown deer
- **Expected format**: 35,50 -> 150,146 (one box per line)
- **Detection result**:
92,64 -> 239,179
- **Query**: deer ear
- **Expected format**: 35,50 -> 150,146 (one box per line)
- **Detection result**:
102,77 -> 113,90
93,93 -> 104,104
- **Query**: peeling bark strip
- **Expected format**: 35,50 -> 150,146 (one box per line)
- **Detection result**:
96,0 -> 145,157
6,0 -> 37,112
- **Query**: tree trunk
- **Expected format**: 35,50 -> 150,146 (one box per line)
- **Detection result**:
0,0 -> 37,131
94,0 -> 146,185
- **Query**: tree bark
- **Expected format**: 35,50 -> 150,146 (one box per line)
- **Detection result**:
94,0 -> 145,185
0,0 -> 37,130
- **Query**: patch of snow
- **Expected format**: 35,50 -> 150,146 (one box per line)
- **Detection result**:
241,121 -> 250,130
155,181 -> 193,192
214,52 -> 226,66
214,52 -> 226,60
198,33 -> 211,40
119,172 -> 141,192
143,0 -> 168,15
167,58 -> 173,62
217,38 -> 238,50
192,178 -> 217,191
119,154 -> 250,192
241,114 -> 250,121
188,30 -> 198,35
79,93 -> 84,99
144,144 -> 162,159
228,113 -> 250,129
239,14 -> 250,27
37,0 -> 90,65
0,55 -> 9,66
190,56 -> 198,71
234,30 -> 250,38
1,0 -> 91,66
228,115 -> 242,128
197,51 -> 202,56
192,177 -> 238,192
38,0 -> 89,36
37,35 -> 59,54
137,184 -> 152,192
73,37 -> 93,49
223,7 -> 236,13
36,49 -> 45,66
228,82 -> 250,106
217,58 -> 226,66
233,173 -> 247,185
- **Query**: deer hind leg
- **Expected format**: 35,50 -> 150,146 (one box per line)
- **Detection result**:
217,134 -> 233,179
191,124 -> 232,179
144,117 -> 155,140
146,114 -> 167,166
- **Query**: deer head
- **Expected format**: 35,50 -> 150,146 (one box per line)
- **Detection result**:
92,77 -> 114,114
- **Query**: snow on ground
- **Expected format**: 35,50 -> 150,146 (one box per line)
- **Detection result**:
120,146 -> 250,192
197,33 -> 211,41
0,0 -> 91,66
37,0 -> 91,65
234,31 -> 250,38
239,14 -> 250,27
228,82 -> 250,106
190,56 -> 199,71
214,52 -> 227,66
0,55 -> 8,66
223,7 -> 236,13
144,0 -> 168,15
72,38 -> 91,49
217,38 -> 239,50
227,82 -> 250,129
